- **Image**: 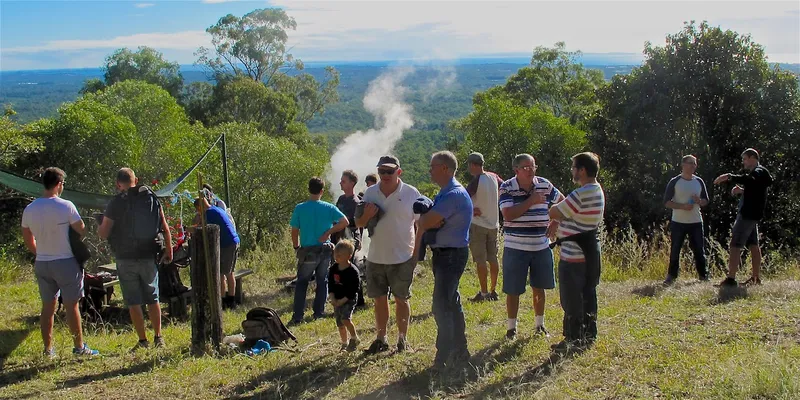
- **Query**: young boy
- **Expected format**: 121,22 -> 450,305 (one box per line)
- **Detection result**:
328,240 -> 361,352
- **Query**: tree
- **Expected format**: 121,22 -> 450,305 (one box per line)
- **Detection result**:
0,107 -> 42,169
181,81 -> 215,125
196,8 -> 340,122
590,21 -> 800,247
82,47 -> 184,98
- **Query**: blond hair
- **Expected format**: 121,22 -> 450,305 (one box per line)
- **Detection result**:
334,239 -> 355,258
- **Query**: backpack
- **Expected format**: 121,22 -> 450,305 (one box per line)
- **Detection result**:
113,185 -> 163,259
241,307 -> 297,348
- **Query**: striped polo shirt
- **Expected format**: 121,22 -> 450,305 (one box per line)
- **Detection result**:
499,176 -> 562,252
555,183 -> 605,262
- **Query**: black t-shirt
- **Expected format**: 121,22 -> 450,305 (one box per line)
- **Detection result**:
336,194 -> 360,227
328,263 -> 361,301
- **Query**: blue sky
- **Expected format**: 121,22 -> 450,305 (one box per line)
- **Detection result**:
1,1 -> 798,71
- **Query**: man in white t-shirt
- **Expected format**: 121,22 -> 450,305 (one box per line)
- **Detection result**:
465,152 -> 504,302
21,167 -> 99,357
356,155 -> 420,354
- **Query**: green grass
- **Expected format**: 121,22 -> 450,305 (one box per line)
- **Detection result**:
2,245 -> 799,400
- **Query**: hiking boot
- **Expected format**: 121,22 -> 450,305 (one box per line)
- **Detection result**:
73,343 -> 99,356
43,348 -> 57,359
716,277 -> 738,287
154,336 -> 165,348
396,337 -> 410,353
534,325 -> 550,338
742,276 -> 762,286
346,338 -> 361,352
505,328 -> 517,341
339,343 -> 348,352
663,275 -> 676,286
488,291 -> 499,301
364,339 -> 389,354
130,339 -> 149,352
287,319 -> 303,327
469,292 -> 487,302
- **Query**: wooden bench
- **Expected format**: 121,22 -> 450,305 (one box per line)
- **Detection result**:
233,269 -> 254,305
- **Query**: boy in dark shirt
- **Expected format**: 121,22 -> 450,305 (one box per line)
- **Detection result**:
328,240 -> 361,351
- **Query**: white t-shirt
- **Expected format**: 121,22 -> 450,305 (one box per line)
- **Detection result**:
361,181 -> 420,264
21,197 -> 82,262
470,173 -> 501,229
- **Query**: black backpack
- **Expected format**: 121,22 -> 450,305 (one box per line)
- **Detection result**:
112,185 -> 163,259
158,243 -> 190,297
241,307 -> 297,348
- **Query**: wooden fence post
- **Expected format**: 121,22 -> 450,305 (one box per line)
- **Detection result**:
190,224 -> 223,355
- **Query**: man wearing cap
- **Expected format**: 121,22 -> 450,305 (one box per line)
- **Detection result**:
356,155 -> 421,354
465,152 -> 504,302
713,148 -> 773,287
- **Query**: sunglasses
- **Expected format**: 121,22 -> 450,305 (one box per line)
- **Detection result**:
378,168 -> 397,175
517,165 -> 535,172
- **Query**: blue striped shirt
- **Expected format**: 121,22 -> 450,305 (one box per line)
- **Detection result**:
499,176 -> 562,251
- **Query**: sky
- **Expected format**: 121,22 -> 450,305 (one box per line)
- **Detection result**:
1,0 -> 798,71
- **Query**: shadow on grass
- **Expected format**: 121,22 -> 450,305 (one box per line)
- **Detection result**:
227,352 -> 350,399
631,280 -> 706,298
710,285 -> 748,305
0,315 -> 39,372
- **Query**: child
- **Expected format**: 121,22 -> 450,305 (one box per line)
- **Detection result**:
328,240 -> 361,352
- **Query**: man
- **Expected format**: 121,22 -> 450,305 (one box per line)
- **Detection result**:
499,154 -> 563,341
356,155 -> 421,354
99,168 -> 173,350
713,148 -> 773,287
202,183 -> 235,229
548,152 -> 605,351
21,167 -> 99,357
465,152 -> 504,302
417,151 -> 473,370
194,196 -> 240,309
289,177 -> 349,324
335,170 -> 363,256
662,155 -> 710,285
365,174 -> 378,187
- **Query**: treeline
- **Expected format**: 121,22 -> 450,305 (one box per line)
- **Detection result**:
453,23 -> 800,252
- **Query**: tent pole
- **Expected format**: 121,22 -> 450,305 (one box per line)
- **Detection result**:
221,132 -> 231,208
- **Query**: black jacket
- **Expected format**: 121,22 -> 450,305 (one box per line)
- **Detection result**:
730,165 -> 773,221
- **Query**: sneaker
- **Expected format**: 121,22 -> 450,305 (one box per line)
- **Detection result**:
339,343 -> 348,352
130,339 -> 149,352
154,336 -> 165,348
364,339 -> 389,354
716,277 -> 738,287
663,275 -> 676,286
43,348 -> 57,359
505,328 -> 516,341
287,319 -> 302,327
73,343 -> 99,356
742,276 -> 762,286
346,338 -> 360,352
470,292 -> 487,302
534,325 -> 550,338
396,337 -> 410,353
488,291 -> 499,301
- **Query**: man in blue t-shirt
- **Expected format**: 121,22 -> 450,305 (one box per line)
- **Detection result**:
289,177 -> 349,324
195,197 -> 240,309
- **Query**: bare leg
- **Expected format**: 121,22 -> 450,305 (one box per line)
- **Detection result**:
749,245 -> 762,280
338,325 -> 348,343
129,305 -> 148,341
489,261 -> 500,293
476,261 -> 489,293
40,299 -> 57,351
395,298 -> 410,338
727,242 -> 743,279
532,288 -> 545,319
226,273 -> 236,297
63,300 -> 84,348
506,294 -> 520,319
374,295 -> 389,339
148,303 -> 162,337
344,319 -> 358,340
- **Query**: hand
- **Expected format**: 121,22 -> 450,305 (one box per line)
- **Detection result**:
731,186 -> 744,196
160,250 -> 173,265
546,220 -> 559,241
363,203 -> 379,219
318,231 -> 331,243
713,174 -> 730,185
527,191 -> 546,205
682,203 -> 695,211
691,194 -> 702,204
473,207 -> 482,217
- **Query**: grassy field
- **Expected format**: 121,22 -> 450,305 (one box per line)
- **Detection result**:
1,245 -> 799,400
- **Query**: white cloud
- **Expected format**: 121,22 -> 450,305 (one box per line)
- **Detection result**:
201,0 -> 240,3
3,31 -> 211,54
134,3 -> 155,8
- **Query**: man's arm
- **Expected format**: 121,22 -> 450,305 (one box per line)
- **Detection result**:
70,220 -> 86,237
291,228 -> 300,248
320,217 -> 348,243
418,210 -> 445,232
98,217 -> 114,240
355,204 -> 377,228
501,192 -> 545,221
22,227 -> 36,256
159,206 -> 173,264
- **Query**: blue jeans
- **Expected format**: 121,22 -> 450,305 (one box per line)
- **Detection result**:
668,222 -> 707,279
431,247 -> 469,365
293,246 -> 332,322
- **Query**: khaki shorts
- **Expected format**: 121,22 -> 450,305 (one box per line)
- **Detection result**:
365,257 -> 416,300
469,225 -> 499,264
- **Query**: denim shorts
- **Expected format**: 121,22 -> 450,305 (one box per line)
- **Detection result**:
117,258 -> 159,306
334,299 -> 357,327
502,247 -> 555,294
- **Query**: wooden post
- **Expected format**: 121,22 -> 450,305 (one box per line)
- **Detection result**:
190,223 -> 223,355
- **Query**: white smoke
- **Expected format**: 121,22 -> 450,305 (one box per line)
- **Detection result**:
328,67 -> 415,198
421,65 -> 457,102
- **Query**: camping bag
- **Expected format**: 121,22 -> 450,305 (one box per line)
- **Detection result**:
241,307 -> 297,348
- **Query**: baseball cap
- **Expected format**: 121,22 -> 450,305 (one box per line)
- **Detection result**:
467,152 -> 484,165
377,155 -> 400,169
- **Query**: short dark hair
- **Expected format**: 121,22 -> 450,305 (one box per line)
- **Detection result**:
342,170 -> 359,185
681,155 -> 697,165
572,152 -> 600,178
116,168 -> 135,184
42,167 -> 65,190
308,177 -> 325,195
365,174 -> 378,185
742,148 -> 759,160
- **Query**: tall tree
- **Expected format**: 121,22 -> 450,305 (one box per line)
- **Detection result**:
82,47 -> 184,98
0,107 -> 42,169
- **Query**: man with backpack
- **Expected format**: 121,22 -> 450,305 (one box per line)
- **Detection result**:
99,168 -> 172,350
21,167 -> 99,357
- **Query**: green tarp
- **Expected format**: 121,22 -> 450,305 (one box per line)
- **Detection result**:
0,134 -> 223,209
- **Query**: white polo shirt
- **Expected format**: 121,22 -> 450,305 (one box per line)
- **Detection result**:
361,180 -> 420,264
